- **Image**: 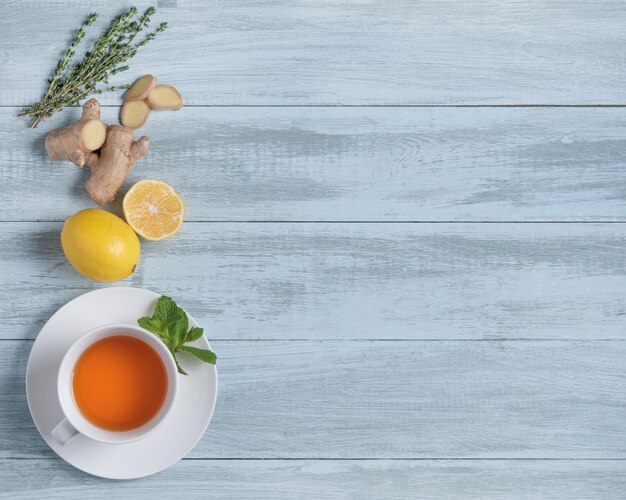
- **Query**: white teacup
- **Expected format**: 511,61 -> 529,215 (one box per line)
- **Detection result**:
51,323 -> 179,446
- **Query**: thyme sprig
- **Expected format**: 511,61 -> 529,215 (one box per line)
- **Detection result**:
19,7 -> 167,128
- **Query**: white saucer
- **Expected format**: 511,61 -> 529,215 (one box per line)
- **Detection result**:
25,287 -> 218,479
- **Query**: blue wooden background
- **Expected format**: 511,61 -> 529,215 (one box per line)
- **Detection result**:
1,0 -> 625,498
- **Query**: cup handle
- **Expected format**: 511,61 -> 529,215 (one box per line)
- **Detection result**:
51,418 -> 78,446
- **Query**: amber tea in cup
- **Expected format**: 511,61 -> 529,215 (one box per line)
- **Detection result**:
72,335 -> 168,431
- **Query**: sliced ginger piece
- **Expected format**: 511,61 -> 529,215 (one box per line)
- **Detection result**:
80,119 -> 107,151
125,74 -> 156,102
146,84 -> 183,110
120,99 -> 151,129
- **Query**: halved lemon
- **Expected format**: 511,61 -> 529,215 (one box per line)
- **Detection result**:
123,180 -> 184,241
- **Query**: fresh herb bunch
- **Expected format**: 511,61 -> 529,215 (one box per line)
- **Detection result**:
19,7 -> 167,128
138,296 -> 217,375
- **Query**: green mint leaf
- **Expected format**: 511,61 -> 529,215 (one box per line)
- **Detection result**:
137,316 -> 167,340
180,345 -> 217,365
137,316 -> 157,331
138,295 -> 216,375
172,352 -> 188,375
171,315 -> 189,347
186,327 -> 204,343
154,296 -> 182,326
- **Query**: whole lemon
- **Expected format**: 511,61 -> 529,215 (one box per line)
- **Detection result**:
61,208 -> 140,283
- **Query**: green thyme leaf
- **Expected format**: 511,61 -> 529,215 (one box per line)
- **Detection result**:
20,7 -> 168,127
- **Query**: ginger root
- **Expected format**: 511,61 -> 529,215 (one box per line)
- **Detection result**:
120,100 -> 151,129
84,125 -> 150,205
44,99 -> 107,167
44,97 -> 150,205
124,74 -> 156,101
146,84 -> 183,110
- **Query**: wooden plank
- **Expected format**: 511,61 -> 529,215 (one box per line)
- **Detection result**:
1,459 -> 625,499
2,222 -> 626,341
3,340 -> 626,458
3,107 -> 626,222
4,221 -> 626,341
2,1 -> 626,106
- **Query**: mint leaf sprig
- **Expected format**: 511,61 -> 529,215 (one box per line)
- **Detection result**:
138,296 -> 216,375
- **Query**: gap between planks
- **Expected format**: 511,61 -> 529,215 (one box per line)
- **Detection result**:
3,457 -> 626,461
6,221 -> 626,224
5,104 -> 626,109
4,339 -> 626,342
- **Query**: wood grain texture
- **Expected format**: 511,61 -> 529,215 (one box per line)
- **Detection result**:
2,0 -> 626,106
3,0 -> 626,495
3,107 -> 626,222
2,222 -> 626,341
1,459 -> 625,499
2,340 -> 626,459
